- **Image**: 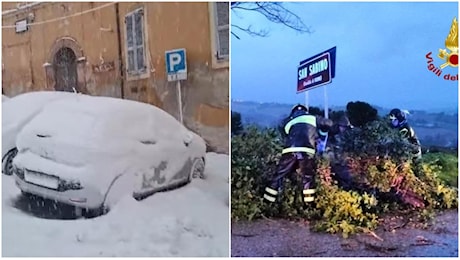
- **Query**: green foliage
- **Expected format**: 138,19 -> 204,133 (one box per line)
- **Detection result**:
313,159 -> 379,238
231,122 -> 458,238
346,101 -> 378,127
231,125 -> 283,221
231,111 -> 244,135
302,107 -> 345,123
422,152 -> 458,187
346,157 -> 458,210
340,119 -> 414,161
308,106 -> 324,116
329,110 -> 347,123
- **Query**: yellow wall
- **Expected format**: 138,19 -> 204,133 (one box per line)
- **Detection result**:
2,2 -> 229,153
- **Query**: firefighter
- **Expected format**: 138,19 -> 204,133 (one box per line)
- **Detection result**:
388,108 -> 422,161
386,108 -> 425,207
263,104 -> 333,205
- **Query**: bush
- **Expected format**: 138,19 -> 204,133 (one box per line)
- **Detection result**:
340,119 -> 414,161
346,101 -> 378,127
422,152 -> 458,187
231,123 -> 458,238
313,159 -> 379,237
231,126 -> 283,221
231,111 -> 244,135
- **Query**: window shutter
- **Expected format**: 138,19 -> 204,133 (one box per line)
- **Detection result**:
215,2 -> 229,59
126,13 -> 134,73
126,14 -> 134,49
135,9 -> 145,72
216,2 -> 229,27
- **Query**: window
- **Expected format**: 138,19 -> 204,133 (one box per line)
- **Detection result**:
214,2 -> 229,59
125,8 -> 147,76
209,2 -> 229,68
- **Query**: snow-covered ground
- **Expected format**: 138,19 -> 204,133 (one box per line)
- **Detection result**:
2,153 -> 229,257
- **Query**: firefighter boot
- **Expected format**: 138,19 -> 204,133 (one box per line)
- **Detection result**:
302,175 -> 316,205
300,157 -> 317,205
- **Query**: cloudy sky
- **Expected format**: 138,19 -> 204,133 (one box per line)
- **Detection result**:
231,1 -> 459,111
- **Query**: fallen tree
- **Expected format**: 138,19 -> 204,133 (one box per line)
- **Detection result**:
231,121 -> 458,238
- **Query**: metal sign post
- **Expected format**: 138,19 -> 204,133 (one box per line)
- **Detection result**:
176,79 -> 183,124
324,86 -> 328,119
165,48 -> 187,124
305,91 -> 309,110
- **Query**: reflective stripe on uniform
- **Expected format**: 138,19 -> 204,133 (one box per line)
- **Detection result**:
303,189 -> 316,195
319,129 -> 328,136
282,147 -> 316,155
284,115 -> 316,134
265,187 -> 278,196
304,197 -> 315,202
400,128 -> 409,136
409,127 -> 415,138
264,194 -> 276,202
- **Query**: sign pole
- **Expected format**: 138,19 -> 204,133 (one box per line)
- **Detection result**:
176,78 -> 183,124
324,85 -> 329,119
305,91 -> 309,110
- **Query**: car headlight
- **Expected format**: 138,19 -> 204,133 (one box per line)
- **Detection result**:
14,167 -> 25,179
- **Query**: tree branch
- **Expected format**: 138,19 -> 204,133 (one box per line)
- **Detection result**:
254,2 -> 311,33
231,2 -> 312,39
231,31 -> 241,40
232,24 -> 269,38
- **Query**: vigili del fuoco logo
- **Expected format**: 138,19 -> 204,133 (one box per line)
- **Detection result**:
425,17 -> 458,81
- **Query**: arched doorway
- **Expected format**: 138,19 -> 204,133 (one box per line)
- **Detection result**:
53,47 -> 77,92
44,37 -> 87,94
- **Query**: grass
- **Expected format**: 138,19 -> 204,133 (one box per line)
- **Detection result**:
423,152 -> 458,187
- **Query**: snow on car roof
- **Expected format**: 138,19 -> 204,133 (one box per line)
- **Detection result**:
2,91 -> 77,126
2,91 -> 78,156
34,94 -> 183,136
13,93 -> 198,184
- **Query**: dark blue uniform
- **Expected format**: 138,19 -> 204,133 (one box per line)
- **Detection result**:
264,105 -> 332,204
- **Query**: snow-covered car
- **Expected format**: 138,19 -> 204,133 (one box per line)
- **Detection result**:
2,91 -> 77,175
12,94 -> 206,217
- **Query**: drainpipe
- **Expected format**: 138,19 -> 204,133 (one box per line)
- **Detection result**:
115,2 -> 124,99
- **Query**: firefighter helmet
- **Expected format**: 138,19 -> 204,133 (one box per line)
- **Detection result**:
291,104 -> 308,114
389,108 -> 407,127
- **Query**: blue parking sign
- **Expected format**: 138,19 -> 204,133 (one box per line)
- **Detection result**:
165,48 -> 187,81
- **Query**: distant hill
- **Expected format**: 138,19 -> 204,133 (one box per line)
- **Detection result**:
231,100 -> 458,148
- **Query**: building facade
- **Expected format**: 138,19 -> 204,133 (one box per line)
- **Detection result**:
2,2 -> 229,153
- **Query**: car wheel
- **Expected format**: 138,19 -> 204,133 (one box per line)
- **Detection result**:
74,207 -> 83,218
2,148 -> 18,176
189,158 -> 205,181
83,206 -> 105,218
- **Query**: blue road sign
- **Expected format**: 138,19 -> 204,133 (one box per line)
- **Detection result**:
299,46 -> 336,78
165,48 -> 187,81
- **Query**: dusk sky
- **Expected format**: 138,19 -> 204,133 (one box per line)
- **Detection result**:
231,2 -> 459,111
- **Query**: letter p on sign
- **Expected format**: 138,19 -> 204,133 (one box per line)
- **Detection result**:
165,48 -> 187,82
169,53 -> 181,72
